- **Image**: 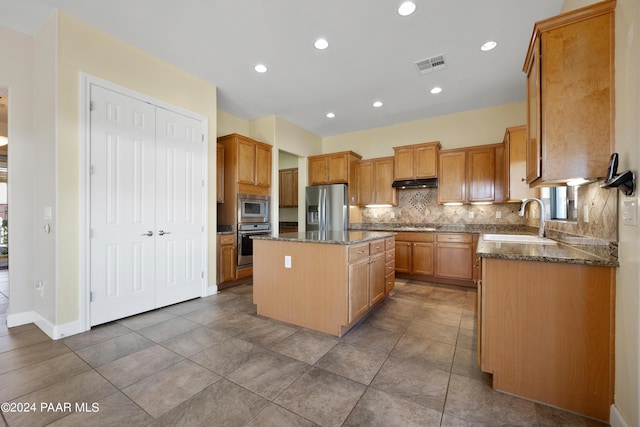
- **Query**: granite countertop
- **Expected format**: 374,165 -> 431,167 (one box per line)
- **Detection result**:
217,225 -> 234,235
350,222 -> 530,234
476,234 -> 618,267
252,230 -> 395,245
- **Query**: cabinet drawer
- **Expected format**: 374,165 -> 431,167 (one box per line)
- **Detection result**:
369,239 -> 385,255
219,234 -> 235,246
395,232 -> 434,242
349,243 -> 370,263
436,233 -> 472,243
385,251 -> 395,263
385,260 -> 395,275
385,236 -> 395,251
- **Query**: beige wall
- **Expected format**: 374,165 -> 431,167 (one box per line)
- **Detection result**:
322,101 -> 526,159
56,12 -> 218,324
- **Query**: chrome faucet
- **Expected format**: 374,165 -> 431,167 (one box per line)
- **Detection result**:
518,198 -> 546,238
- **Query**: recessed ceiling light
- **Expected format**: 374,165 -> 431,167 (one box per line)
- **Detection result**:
373,101 -> 383,108
254,64 -> 268,73
326,112 -> 335,118
398,1 -> 416,16
314,38 -> 329,50
480,41 -> 498,51
430,86 -> 442,94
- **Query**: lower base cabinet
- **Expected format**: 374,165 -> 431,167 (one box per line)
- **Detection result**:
480,257 -> 615,421
254,236 -> 394,336
395,232 -> 476,287
217,234 -> 236,284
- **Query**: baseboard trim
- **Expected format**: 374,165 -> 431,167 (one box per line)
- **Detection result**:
7,311 -> 87,340
610,404 -> 631,427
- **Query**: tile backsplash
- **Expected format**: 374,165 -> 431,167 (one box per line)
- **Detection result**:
361,188 -> 525,226
360,182 -> 618,242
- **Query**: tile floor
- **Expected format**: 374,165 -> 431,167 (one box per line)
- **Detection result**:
0,271 -> 607,426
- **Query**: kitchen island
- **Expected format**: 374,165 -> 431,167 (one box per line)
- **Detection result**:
252,230 -> 395,336
476,234 -> 617,421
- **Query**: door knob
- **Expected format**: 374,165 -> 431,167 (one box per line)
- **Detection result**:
158,230 -> 171,236
141,231 -> 153,236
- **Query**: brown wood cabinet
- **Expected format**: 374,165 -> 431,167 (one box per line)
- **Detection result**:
356,157 -> 397,206
504,126 -> 537,202
308,151 -> 362,205
438,144 -> 504,204
395,232 -> 477,288
253,236 -> 393,336
395,232 -> 434,276
279,168 -> 298,207
393,142 -> 441,181
480,257 -> 615,420
435,233 -> 474,280
217,233 -> 236,285
384,237 -> 395,294
217,133 -> 273,225
523,1 -> 615,185
216,143 -> 225,203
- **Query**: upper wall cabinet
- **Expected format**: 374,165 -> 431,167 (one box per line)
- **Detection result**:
524,0 -> 615,186
356,157 -> 397,206
217,134 -> 272,197
438,144 -> 505,204
393,142 -> 441,181
308,151 -> 362,204
279,168 -> 298,207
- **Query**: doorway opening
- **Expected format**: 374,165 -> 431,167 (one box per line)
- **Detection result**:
277,150 -> 300,234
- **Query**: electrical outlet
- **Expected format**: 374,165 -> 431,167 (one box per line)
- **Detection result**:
390,212 -> 395,219
468,211 -> 474,219
284,256 -> 292,269
495,211 -> 502,219
372,211 -> 378,218
623,199 -> 637,226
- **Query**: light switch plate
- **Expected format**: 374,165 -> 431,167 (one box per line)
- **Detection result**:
623,199 -> 637,226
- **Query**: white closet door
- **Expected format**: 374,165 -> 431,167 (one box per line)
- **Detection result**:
154,107 -> 205,307
89,86 -> 157,325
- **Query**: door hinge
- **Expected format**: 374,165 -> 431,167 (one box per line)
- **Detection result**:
89,101 -> 95,111
201,134 -> 205,142
202,179 -> 205,188
90,165 -> 94,175
201,225 -> 204,233
201,271 -> 204,278
90,291 -> 93,302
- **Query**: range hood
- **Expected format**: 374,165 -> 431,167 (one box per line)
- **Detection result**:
392,178 -> 438,189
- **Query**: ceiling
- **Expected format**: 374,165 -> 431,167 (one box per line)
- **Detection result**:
0,0 -> 564,137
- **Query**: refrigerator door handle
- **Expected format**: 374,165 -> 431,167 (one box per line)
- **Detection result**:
320,188 -> 327,232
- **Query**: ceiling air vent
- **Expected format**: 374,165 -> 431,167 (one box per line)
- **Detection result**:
414,55 -> 447,75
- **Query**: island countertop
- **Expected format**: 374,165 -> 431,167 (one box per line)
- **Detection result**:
251,230 -> 395,245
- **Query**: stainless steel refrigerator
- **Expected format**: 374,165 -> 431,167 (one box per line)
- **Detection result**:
305,184 -> 348,232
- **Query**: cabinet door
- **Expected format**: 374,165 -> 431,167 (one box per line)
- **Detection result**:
328,153 -> 349,183
279,168 -> 298,207
412,242 -> 434,275
438,151 -> 466,203
415,145 -> 438,178
216,143 -> 224,203
348,257 -> 370,323
507,126 -> 537,201
369,252 -> 386,306
526,38 -> 541,184
467,147 -> 496,202
309,157 -> 328,185
356,161 -> 374,206
237,139 -> 256,185
374,158 -> 397,205
219,243 -> 236,283
394,241 -> 412,273
435,242 -> 473,280
255,143 -> 271,187
394,147 -> 415,180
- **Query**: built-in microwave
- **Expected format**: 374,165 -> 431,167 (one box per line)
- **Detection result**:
237,194 -> 270,224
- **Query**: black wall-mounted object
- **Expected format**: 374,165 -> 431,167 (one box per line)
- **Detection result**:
600,152 -> 635,196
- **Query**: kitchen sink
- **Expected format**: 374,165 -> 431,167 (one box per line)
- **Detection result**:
482,234 -> 557,245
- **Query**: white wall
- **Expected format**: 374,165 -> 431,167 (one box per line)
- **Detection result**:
0,25 -> 36,317
32,13 -> 58,324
